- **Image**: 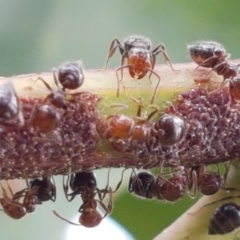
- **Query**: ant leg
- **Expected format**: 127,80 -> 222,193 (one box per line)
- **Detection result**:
52,68 -> 60,89
145,68 -> 161,105
104,38 -> 124,69
109,103 -> 129,115
187,170 -> 198,199
152,43 -> 176,71
116,65 -> 129,98
35,77 -> 53,92
63,175 -> 74,202
53,210 -> 80,226
97,187 -> 113,217
50,176 -> 57,202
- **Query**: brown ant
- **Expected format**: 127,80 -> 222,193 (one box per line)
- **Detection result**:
105,35 -> 175,104
188,41 -> 239,87
229,76 -> 240,102
0,177 -> 56,219
37,61 -> 85,110
129,168 -> 186,202
208,202 -> 240,235
53,171 -> 114,228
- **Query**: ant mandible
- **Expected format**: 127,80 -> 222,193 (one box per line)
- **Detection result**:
53,171 -> 114,228
0,177 -> 56,219
37,61 -> 85,110
105,35 -> 175,104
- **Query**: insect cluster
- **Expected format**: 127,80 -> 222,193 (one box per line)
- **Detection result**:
0,36 -> 240,237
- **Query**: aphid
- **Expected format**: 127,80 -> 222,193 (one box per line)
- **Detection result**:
209,202 -> 240,235
37,61 -> 85,109
105,35 -> 175,104
129,169 -> 186,202
53,171 -> 113,228
0,177 -> 56,219
0,81 -> 24,125
29,104 -> 61,133
188,41 -> 239,86
186,165 -> 222,198
152,114 -> 186,146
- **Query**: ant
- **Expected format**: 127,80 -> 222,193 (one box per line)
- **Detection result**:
0,81 -> 24,126
129,167 -> 186,202
188,41 -> 239,88
105,35 -> 175,104
152,113 -> 186,146
208,202 -> 240,235
37,61 -> 85,110
0,177 -> 56,219
53,171 -> 114,228
185,165 -> 222,198
29,104 -> 61,133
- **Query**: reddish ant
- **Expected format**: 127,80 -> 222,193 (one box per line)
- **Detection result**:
129,167 -> 186,202
0,177 -> 56,219
105,35 -> 175,104
188,41 -> 239,88
37,61 -> 85,110
208,202 -> 240,235
0,81 -> 24,126
186,165 -> 222,198
53,171 -> 114,228
229,76 -> 240,102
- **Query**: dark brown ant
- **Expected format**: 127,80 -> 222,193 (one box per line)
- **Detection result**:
37,61 -> 85,110
129,168 -> 186,202
208,202 -> 240,235
0,177 -> 56,219
152,114 -> 186,146
29,104 -> 61,133
105,35 -> 175,104
53,171 -> 113,228
188,41 -> 239,87
0,81 -> 24,125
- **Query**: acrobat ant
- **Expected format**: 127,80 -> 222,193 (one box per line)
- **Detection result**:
0,81 -> 24,125
29,104 -> 61,133
152,114 -> 186,146
208,202 -> 240,235
129,168 -> 186,202
0,177 -> 56,219
37,61 -> 85,109
189,41 -> 240,88
53,171 -> 113,228
105,35 -> 175,104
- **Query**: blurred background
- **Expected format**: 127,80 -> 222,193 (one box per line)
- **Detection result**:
0,0 -> 239,239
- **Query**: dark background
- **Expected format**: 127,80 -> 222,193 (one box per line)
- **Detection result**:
0,1 -> 239,240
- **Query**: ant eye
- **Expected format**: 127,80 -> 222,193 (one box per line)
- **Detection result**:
58,62 -> 84,90
0,82 -> 20,121
154,114 -> 186,146
209,202 -> 240,235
